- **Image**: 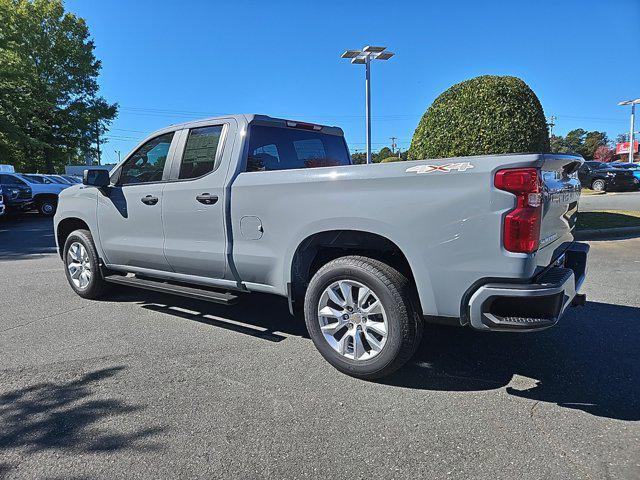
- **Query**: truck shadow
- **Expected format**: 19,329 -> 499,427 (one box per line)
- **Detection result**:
119,290 -> 308,340
384,301 -> 640,421
0,366 -> 165,462
122,288 -> 639,421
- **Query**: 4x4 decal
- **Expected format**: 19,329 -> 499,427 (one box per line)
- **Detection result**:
406,162 -> 475,174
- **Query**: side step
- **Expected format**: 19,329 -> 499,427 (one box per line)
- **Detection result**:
104,274 -> 239,305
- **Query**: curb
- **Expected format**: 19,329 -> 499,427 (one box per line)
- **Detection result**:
574,225 -> 640,240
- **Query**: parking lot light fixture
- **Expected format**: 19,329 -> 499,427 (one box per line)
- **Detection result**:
341,45 -> 395,164
618,98 -> 640,163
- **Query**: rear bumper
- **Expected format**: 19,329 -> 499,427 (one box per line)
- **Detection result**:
609,177 -> 639,189
468,242 -> 589,332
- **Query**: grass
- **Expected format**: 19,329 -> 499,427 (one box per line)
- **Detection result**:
576,210 -> 640,230
580,189 -> 606,196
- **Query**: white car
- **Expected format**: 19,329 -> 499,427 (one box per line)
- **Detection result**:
2,173 -> 68,215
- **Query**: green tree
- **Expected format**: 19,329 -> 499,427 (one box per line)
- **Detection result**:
550,129 -> 609,160
583,131 -> 608,160
549,134 -> 567,153
408,75 -> 550,159
350,152 -> 366,164
380,156 -> 403,163
562,129 -> 587,153
0,0 -> 117,172
374,147 -> 393,163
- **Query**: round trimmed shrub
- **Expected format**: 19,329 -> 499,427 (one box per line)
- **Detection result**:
380,156 -> 402,163
408,75 -> 550,159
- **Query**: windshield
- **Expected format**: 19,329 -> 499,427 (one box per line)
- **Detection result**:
20,174 -> 45,184
46,175 -> 70,184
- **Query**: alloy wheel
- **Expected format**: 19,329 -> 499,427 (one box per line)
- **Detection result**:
67,242 -> 92,289
317,280 -> 388,361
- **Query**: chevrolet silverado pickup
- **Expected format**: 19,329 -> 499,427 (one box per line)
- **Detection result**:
54,114 -> 589,379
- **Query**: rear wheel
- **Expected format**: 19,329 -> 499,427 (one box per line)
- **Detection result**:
63,229 -> 109,299
591,179 -> 606,192
304,256 -> 423,379
37,197 -> 57,216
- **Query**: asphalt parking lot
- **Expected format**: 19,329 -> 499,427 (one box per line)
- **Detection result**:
0,215 -> 639,479
579,190 -> 640,212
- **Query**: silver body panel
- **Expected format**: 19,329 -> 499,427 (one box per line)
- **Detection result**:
55,114 -> 585,321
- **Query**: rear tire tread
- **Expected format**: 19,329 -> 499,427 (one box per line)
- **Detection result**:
305,255 -> 423,380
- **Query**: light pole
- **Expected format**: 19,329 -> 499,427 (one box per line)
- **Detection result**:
618,98 -> 640,163
341,46 -> 394,164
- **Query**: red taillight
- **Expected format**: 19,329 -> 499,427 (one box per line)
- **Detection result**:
494,168 -> 542,254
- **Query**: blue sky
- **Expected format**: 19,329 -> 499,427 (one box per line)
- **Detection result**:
66,0 -> 640,164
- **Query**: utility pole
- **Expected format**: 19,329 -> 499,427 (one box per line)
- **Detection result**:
547,115 -> 557,137
618,99 -> 640,163
365,54 -> 372,164
390,136 -> 397,156
95,124 -> 101,166
631,107 -> 635,163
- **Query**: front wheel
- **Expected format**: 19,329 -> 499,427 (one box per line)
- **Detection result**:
591,179 -> 606,192
304,256 -> 423,380
63,229 -> 109,299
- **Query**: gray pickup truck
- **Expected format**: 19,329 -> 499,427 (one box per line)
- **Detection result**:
54,114 -> 589,379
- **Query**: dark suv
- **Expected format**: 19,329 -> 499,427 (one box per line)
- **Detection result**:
577,161 -> 639,191
0,173 -> 33,213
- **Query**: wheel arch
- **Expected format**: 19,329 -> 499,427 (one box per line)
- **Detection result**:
56,217 -> 91,259
288,229 -> 421,314
33,193 -> 58,203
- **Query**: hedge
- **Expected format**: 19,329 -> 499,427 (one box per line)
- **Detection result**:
408,75 -> 550,160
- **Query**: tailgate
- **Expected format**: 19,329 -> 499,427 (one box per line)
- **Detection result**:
537,154 -> 583,266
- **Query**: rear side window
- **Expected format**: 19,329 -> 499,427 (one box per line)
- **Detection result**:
119,132 -> 174,185
179,125 -> 224,179
246,125 -> 351,172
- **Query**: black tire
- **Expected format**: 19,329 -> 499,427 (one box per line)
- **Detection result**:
63,229 -> 109,299
304,255 -> 423,380
591,179 -> 606,192
37,197 -> 57,216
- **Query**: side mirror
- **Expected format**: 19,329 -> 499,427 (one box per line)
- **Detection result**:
83,169 -> 110,187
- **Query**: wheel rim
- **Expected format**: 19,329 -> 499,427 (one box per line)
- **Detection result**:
67,242 -> 92,290
41,203 -> 54,214
593,180 -> 605,191
317,280 -> 388,361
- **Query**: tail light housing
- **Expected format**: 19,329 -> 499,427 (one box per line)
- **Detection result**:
494,168 -> 542,254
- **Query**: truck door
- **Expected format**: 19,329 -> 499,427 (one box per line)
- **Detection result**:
161,121 -> 235,279
97,131 -> 177,271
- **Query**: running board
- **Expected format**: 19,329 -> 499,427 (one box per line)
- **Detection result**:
104,274 -> 239,305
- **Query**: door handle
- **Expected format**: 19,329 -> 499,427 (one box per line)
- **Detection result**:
196,193 -> 218,205
141,195 -> 159,205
